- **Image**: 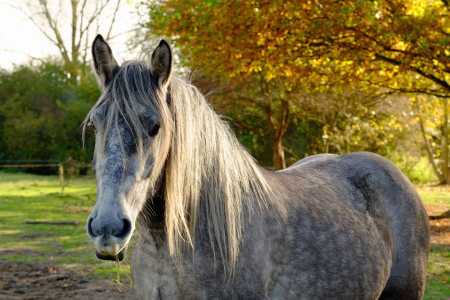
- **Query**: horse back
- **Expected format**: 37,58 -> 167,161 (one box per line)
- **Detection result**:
270,151 -> 429,299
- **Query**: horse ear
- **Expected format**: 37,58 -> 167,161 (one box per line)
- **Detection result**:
92,34 -> 119,89
150,39 -> 173,88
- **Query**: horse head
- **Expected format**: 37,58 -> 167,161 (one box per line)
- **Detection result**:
84,34 -> 173,261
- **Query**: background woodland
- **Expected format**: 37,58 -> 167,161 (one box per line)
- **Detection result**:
1,0 -> 449,185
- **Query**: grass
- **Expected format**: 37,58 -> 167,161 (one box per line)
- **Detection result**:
420,190 -> 450,299
0,171 -> 449,298
426,244 -> 450,300
0,171 -> 133,285
420,191 -> 450,207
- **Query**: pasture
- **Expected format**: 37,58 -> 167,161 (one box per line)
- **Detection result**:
0,171 -> 449,299
0,171 -> 136,299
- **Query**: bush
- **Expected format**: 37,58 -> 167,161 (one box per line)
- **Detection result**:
390,154 -> 438,184
0,60 -> 99,174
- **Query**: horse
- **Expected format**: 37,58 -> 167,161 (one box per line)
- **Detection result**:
84,34 -> 430,300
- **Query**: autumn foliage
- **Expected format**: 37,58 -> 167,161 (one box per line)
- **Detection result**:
141,0 -> 450,179
145,0 -> 450,94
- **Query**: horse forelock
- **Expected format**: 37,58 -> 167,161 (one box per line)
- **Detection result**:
82,59 -> 271,272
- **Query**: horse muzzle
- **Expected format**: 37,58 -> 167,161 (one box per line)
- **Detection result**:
87,212 -> 134,261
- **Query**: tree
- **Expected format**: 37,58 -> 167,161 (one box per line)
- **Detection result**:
412,94 -> 450,184
195,71 -> 398,168
5,0 -> 129,80
297,87 -> 404,155
145,0 -> 450,96
142,0 -> 450,173
206,76 -> 296,170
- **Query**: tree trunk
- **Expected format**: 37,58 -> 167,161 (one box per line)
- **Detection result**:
273,100 -> 289,170
418,116 -> 445,183
443,98 -> 450,184
273,133 -> 286,170
260,82 -> 290,171
415,96 -> 446,184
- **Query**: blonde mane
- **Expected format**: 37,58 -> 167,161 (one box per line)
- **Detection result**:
83,60 -> 270,270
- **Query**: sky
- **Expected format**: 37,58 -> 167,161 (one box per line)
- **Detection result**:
0,1 -> 142,70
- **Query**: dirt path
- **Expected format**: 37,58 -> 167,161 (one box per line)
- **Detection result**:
0,260 -> 137,300
425,205 -> 450,245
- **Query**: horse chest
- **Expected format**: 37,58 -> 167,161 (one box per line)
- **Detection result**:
131,231 -> 181,300
132,230 -> 217,300
131,228 -> 270,300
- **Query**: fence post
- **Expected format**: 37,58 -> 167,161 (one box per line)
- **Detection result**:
59,163 -> 64,193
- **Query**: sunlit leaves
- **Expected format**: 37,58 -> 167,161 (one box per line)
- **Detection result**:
142,0 -> 450,99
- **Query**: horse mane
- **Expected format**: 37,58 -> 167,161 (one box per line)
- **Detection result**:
83,60 -> 271,271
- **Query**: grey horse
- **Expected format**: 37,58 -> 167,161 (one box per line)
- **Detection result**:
85,34 -> 430,300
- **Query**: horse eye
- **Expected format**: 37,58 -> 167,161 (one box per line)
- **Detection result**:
148,123 -> 160,137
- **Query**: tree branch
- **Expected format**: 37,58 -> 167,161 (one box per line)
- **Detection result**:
4,3 -> 60,49
79,0 -> 110,38
231,120 -> 272,142
106,0 -> 121,41
71,0 -> 79,62
108,28 -> 141,41
375,53 -> 450,92
283,146 -> 300,161
38,0 -> 70,63
415,100 -> 445,182
261,82 -> 276,135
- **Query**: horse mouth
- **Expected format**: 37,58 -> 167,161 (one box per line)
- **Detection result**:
95,245 -> 128,262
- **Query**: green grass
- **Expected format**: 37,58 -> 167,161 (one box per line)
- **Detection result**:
421,191 -> 450,207
0,171 -> 132,284
421,191 -> 450,299
426,244 -> 450,300
1,171 -> 450,297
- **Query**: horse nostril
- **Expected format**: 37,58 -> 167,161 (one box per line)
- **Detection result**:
115,218 -> 132,239
87,217 -> 102,237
